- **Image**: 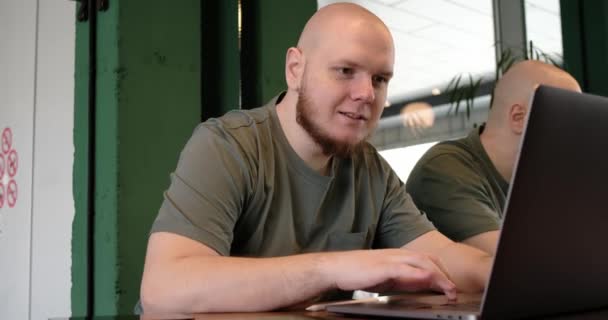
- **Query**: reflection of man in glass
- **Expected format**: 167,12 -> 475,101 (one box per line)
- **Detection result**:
400,102 -> 435,138
406,61 -> 581,255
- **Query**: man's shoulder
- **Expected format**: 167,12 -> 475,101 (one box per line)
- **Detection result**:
182,106 -> 276,165
406,135 -> 480,188
195,106 -> 275,146
206,106 -> 272,131
418,136 -> 476,167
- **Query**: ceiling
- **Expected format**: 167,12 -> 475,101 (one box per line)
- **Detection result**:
317,0 -> 562,103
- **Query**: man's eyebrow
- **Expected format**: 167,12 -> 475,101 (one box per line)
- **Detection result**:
332,59 -> 360,67
334,60 -> 394,75
379,71 -> 394,79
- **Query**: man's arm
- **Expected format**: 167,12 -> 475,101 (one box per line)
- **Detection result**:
462,230 -> 499,256
403,230 -> 492,293
140,232 -> 457,314
406,153 -> 502,253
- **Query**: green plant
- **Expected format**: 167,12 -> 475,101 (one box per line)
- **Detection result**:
446,41 -> 562,119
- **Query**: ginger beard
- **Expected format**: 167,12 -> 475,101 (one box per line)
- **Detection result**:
296,84 -> 371,158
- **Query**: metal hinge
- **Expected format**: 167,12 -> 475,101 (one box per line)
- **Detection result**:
76,0 -> 109,22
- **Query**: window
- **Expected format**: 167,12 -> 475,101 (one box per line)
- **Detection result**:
317,0 -> 562,182
525,0 -> 562,61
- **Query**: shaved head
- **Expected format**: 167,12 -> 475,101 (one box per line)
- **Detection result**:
279,2 -> 395,162
480,60 -> 581,181
297,3 -> 393,57
487,60 -> 581,128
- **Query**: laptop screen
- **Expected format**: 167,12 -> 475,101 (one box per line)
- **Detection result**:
481,85 -> 608,319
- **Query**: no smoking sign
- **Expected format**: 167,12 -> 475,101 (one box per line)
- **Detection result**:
1,127 -> 18,209
0,153 -> 4,180
0,183 -> 4,209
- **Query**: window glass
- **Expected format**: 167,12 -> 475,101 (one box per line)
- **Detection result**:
378,141 -> 437,182
524,0 -> 562,61
317,0 -> 496,181
318,0 -> 496,102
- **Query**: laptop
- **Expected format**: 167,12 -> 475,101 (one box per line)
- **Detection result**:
327,86 -> 608,319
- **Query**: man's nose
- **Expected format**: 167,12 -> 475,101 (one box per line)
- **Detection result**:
350,76 -> 375,103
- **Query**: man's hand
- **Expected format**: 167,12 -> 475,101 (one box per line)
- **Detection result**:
321,249 -> 457,300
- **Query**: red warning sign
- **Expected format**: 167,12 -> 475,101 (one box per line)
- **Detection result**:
0,183 -> 4,209
1,127 -> 12,154
1,127 -> 18,208
7,179 -> 17,208
7,149 -> 17,178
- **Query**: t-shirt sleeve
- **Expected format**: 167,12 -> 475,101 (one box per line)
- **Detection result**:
150,123 -> 252,256
406,153 -> 500,242
375,162 -> 436,249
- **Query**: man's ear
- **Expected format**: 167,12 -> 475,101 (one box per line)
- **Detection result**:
509,103 -> 527,134
285,47 -> 304,91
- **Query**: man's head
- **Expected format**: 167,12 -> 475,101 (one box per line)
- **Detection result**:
482,60 -> 581,180
487,60 -> 581,137
284,3 -> 394,157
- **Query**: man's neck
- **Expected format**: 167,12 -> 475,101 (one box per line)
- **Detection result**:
275,92 -> 332,175
480,128 -> 515,182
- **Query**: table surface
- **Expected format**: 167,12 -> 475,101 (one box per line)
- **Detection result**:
51,307 -> 608,320
51,293 -> 608,320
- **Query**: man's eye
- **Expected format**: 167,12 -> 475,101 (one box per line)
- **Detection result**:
373,75 -> 389,85
338,68 -> 354,76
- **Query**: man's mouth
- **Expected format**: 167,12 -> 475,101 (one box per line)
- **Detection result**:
339,111 -> 367,121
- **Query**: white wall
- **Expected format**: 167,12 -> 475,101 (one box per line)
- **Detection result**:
30,1 -> 76,319
0,0 -> 37,318
0,0 -> 75,319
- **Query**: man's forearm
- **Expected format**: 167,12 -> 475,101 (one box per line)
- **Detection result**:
141,232 -> 458,315
141,253 -> 335,314
403,230 -> 491,293
461,231 -> 499,256
437,242 -> 492,292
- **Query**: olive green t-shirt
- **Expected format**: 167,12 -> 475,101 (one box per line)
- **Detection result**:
151,94 -> 435,257
405,125 -> 508,242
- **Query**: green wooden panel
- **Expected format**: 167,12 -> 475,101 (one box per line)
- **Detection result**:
201,0 -> 240,118
241,0 -> 316,108
115,0 -> 202,313
73,0 -> 202,315
581,1 -> 608,96
93,1 -> 120,314
561,0 -> 608,96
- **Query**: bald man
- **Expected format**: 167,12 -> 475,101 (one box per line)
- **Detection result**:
140,3 -> 492,314
406,61 -> 581,255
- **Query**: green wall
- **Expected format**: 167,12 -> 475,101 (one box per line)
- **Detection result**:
72,0 -> 202,315
72,0 -> 315,316
561,0 -> 608,96
114,1 -> 203,314
201,1 -> 240,120
241,0 -> 316,108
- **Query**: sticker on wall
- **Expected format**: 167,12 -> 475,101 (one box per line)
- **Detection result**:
6,180 -> 17,208
7,149 -> 17,178
0,153 -> 4,180
0,183 -> 4,209
1,127 -> 12,154
1,127 -> 18,208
